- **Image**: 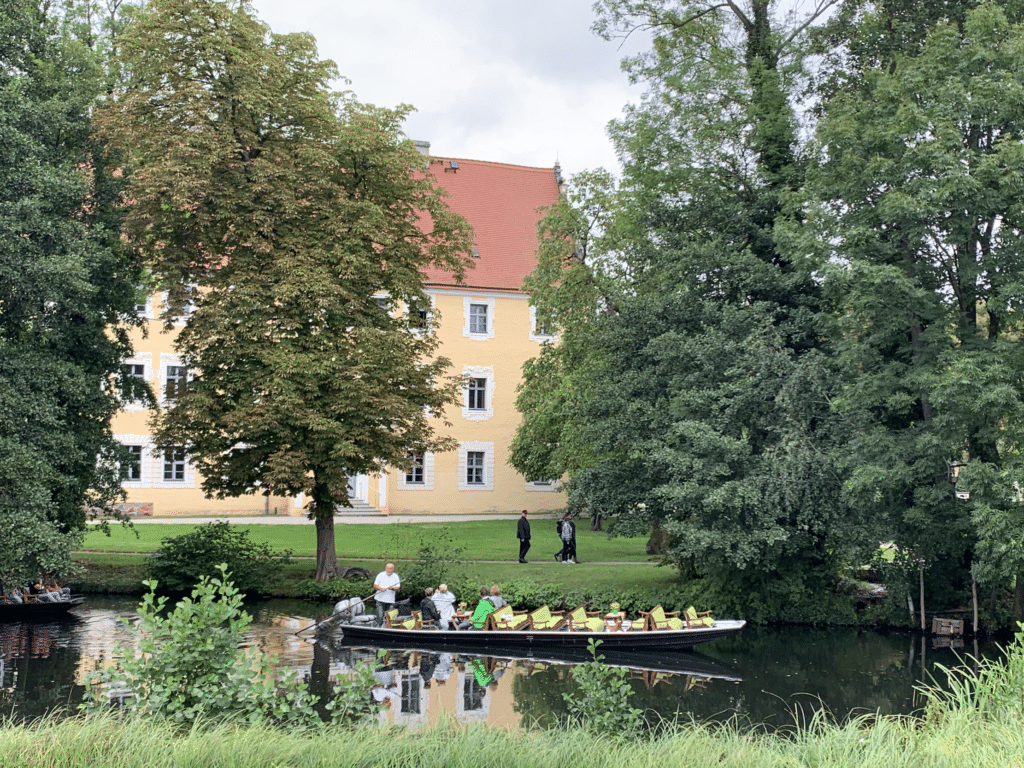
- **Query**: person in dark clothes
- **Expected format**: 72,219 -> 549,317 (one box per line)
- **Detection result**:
420,587 -> 442,629
516,509 -> 531,563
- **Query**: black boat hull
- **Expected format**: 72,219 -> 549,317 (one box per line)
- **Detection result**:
336,619 -> 745,652
0,597 -> 85,621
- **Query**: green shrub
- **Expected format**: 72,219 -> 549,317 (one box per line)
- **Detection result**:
562,639 -> 643,738
146,521 -> 291,595
84,566 -> 382,728
399,532 -> 466,598
297,576 -> 373,601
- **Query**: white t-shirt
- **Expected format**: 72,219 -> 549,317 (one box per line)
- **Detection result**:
373,570 -> 401,604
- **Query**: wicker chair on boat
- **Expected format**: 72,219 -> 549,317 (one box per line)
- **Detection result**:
385,609 -> 421,630
626,614 -> 649,631
565,605 -> 605,632
486,608 -> 530,631
525,605 -> 566,631
683,605 -> 715,628
641,605 -> 686,631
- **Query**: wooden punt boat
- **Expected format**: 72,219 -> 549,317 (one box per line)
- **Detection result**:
0,596 -> 86,621
335,618 -> 746,652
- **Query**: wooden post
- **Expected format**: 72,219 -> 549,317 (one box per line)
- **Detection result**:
972,576 -> 979,636
919,560 -> 926,632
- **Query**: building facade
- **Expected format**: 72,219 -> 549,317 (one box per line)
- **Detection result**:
111,150 -> 564,516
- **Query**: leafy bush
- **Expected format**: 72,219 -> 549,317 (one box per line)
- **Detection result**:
297,576 -> 373,601
399,531 -> 466,597
84,566 -> 382,728
563,639 -> 643,738
147,521 -> 291,594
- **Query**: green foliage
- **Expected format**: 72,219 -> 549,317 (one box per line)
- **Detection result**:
562,640 -> 643,738
84,566 -> 381,727
296,576 -> 372,601
0,0 -> 146,586
927,622 -> 1024,722
97,0 -> 473,581
147,522 -> 291,595
398,531 -> 467,597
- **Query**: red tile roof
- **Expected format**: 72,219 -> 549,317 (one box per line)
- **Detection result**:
421,157 -> 560,293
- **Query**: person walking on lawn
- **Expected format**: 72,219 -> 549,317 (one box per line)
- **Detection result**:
516,509 -> 531,563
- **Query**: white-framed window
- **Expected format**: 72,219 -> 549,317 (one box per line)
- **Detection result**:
115,434 -> 197,487
462,296 -> 496,340
458,442 -> 494,491
470,303 -> 487,333
398,452 -> 434,491
133,288 -> 155,320
161,290 -> 196,327
466,452 -> 484,484
468,378 -> 486,410
163,447 -> 187,482
529,305 -> 559,343
462,366 -> 494,421
125,445 -> 143,481
119,353 -> 152,411
525,478 -> 560,492
159,353 -> 188,404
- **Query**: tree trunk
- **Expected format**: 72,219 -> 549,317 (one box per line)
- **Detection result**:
314,513 -> 339,582
646,517 -> 667,555
311,477 -> 340,581
919,561 -> 926,632
590,512 -> 603,532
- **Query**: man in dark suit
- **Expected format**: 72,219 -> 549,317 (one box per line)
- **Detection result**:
516,509 -> 531,563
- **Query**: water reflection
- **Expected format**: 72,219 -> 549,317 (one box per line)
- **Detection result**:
0,598 -> 1006,730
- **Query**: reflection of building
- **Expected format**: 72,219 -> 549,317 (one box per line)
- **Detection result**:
112,148 -> 565,517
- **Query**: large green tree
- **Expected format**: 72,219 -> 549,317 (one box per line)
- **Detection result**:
97,0 -> 472,580
0,0 -> 144,588
515,1 -> 866,618
799,1 -> 1024,620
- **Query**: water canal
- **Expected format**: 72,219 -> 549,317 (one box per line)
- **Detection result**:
0,597 -> 1004,729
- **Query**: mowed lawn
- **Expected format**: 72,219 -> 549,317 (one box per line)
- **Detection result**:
81,519 -> 655,564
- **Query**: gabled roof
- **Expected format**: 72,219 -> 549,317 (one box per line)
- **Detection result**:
422,157 -> 561,293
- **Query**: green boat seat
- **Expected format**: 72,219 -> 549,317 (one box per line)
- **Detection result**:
684,605 -> 715,628
566,605 -> 605,632
526,605 -> 565,631
642,605 -> 685,631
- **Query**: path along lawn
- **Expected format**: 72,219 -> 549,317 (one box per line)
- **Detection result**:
81,519 -> 653,563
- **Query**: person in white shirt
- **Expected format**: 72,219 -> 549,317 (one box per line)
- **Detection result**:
433,583 -> 457,630
373,563 -> 401,626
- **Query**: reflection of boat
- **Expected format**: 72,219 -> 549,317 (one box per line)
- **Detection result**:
327,636 -> 742,682
336,619 -> 746,653
0,597 -> 85,621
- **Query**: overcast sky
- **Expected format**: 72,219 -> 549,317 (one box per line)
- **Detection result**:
250,0 -> 647,176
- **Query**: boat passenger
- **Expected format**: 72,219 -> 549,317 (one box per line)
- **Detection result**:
433,584 -> 456,630
485,585 -> 507,610
420,587 -> 442,629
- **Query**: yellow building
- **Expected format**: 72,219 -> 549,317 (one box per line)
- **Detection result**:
111,149 -> 564,517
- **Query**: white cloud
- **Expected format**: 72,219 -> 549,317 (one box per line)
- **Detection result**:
250,0 -> 646,175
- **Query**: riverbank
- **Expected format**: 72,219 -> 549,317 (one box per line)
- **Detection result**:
3,708 -> 1021,767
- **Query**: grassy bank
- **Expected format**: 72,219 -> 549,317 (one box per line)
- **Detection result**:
3,708 -> 1022,768
81,519 -> 653,562
68,551 -> 677,600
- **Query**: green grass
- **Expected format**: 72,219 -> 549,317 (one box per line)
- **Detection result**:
3,706 -> 1023,768
70,551 -> 673,599
82,519 -> 654,563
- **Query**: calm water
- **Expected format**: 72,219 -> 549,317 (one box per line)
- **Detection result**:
0,597 -> 1004,729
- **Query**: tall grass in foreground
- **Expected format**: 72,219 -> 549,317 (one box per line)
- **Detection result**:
2,707 -> 1022,768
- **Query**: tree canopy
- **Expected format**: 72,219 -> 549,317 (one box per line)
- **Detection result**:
97,0 -> 473,579
0,0 -> 144,588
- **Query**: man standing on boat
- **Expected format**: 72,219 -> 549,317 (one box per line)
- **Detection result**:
516,509 -> 531,563
373,563 -> 401,626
